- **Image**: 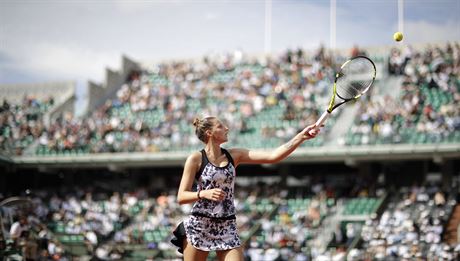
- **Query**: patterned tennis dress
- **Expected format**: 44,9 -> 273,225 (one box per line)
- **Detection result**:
183,148 -> 241,251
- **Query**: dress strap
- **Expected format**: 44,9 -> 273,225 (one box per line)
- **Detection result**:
221,148 -> 234,166
195,149 -> 207,181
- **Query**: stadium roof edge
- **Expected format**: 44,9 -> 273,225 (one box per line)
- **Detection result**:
11,143 -> 460,169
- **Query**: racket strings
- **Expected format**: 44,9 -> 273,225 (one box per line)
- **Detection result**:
336,58 -> 375,100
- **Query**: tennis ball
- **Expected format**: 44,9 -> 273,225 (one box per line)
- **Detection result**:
393,32 -> 403,42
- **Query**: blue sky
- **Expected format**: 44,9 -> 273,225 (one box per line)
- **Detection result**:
0,0 -> 459,114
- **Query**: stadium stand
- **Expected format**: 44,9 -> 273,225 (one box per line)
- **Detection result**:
350,185 -> 458,260
2,172 -> 460,260
0,81 -> 76,156
345,43 -> 460,146
3,47 -> 351,157
1,43 -> 459,261
1,44 -> 458,160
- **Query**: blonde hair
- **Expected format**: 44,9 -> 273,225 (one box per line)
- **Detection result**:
192,117 -> 216,143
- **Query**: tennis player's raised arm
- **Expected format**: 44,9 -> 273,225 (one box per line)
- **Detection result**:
231,124 -> 319,166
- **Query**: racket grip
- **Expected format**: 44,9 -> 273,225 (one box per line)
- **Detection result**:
315,111 -> 330,128
309,111 -> 330,135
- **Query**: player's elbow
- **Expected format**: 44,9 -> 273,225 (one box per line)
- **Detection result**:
177,192 -> 187,205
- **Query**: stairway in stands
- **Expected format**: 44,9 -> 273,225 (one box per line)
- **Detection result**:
445,204 -> 460,244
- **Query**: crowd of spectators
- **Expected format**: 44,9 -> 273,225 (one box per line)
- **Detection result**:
0,185 -> 156,260
351,185 -> 459,260
0,196 -> 69,260
1,44 -> 460,261
347,42 -> 460,145
3,175 -> 460,260
0,96 -> 53,156
245,193 -> 333,260
2,46 -> 343,156
56,46 -> 339,153
1,176 -> 373,260
0,183 -> 278,260
1,43 -> 459,156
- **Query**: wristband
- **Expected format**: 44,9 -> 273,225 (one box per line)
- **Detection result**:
197,190 -> 202,200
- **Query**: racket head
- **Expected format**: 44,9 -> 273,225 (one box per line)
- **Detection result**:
334,56 -> 376,100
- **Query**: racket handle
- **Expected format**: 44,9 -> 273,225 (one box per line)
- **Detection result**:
309,111 -> 330,135
315,111 -> 330,128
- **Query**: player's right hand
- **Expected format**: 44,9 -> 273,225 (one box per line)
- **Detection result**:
303,124 -> 322,140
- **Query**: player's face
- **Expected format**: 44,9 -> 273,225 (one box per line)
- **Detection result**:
211,120 -> 229,143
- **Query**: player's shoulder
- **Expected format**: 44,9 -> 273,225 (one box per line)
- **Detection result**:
186,151 -> 202,163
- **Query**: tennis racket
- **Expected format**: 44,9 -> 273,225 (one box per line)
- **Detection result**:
310,55 -> 376,134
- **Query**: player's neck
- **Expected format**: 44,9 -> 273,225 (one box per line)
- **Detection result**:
204,142 -> 222,159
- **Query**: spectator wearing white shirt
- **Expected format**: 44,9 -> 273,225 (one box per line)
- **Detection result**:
9,215 -> 29,243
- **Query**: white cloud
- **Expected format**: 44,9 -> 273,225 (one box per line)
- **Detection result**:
271,2 -> 330,52
2,42 -> 120,83
114,1 -> 151,14
404,20 -> 460,43
0,42 -> 122,115
332,4 -> 459,49
204,12 -> 219,21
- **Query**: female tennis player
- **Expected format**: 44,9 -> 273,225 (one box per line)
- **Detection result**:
172,116 -> 320,261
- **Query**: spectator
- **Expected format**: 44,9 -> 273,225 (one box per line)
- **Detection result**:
9,215 -> 29,243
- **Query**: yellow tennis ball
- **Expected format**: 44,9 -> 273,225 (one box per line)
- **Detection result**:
393,32 -> 403,42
